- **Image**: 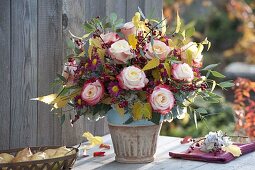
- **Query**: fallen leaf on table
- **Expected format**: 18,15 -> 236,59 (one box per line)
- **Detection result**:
99,144 -> 110,149
222,145 -> 242,157
181,136 -> 192,144
93,152 -> 105,157
82,132 -> 103,146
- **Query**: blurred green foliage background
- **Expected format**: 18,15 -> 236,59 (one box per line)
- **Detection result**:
161,0 -> 255,138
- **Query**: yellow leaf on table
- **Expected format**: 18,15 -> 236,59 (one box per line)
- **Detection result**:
142,58 -> 160,71
114,104 -> 125,115
128,34 -> 138,49
222,145 -> 242,157
82,132 -> 103,146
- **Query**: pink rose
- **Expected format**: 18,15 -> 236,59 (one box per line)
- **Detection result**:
109,40 -> 133,64
100,32 -> 119,44
117,66 -> 148,90
62,59 -> 77,86
145,40 -> 170,60
81,79 -> 104,106
172,63 -> 194,81
121,22 -> 136,39
149,85 -> 175,115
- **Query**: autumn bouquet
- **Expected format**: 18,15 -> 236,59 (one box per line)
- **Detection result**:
35,9 -> 233,126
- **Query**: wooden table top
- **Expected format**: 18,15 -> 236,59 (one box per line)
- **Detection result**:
74,134 -> 255,170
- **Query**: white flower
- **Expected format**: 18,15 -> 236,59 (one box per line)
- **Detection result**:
117,66 -> 148,90
172,63 -> 194,81
109,40 -> 133,64
182,42 -> 203,63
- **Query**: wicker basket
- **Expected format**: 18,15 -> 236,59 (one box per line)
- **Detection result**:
0,146 -> 78,170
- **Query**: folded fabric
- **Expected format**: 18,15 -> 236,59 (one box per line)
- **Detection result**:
169,142 -> 255,163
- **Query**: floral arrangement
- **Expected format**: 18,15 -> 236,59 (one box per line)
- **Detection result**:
34,8 -> 233,125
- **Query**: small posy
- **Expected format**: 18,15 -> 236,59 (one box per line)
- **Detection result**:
99,144 -> 110,149
93,152 -> 105,157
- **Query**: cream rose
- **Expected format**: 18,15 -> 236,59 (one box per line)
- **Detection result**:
81,79 -> 104,106
117,66 -> 148,90
100,32 -> 119,44
108,40 -> 133,64
145,40 -> 170,60
182,42 -> 203,64
121,22 -> 136,39
172,63 -> 194,81
149,85 -> 175,115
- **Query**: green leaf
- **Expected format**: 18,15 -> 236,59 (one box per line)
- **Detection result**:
84,22 -> 94,32
196,108 -> 207,114
194,111 -> 198,129
186,27 -> 195,38
124,117 -> 134,124
211,80 -> 216,92
211,71 -> 226,78
175,11 -> 181,33
150,112 -> 161,125
104,22 -> 112,28
66,39 -> 75,49
57,74 -> 67,83
138,6 -> 146,19
202,63 -> 219,71
218,81 -> 235,89
110,13 -> 117,23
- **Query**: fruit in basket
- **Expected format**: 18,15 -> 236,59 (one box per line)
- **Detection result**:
12,148 -> 33,163
52,146 -> 74,158
44,149 -> 57,158
0,153 -> 14,163
30,152 -> 49,161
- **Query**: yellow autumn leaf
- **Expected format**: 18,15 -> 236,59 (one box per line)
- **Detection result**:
222,145 -> 242,157
161,19 -> 167,36
175,11 -> 181,33
132,12 -> 141,28
82,132 -> 103,146
142,58 -> 160,71
196,43 -> 204,57
132,102 -> 143,120
114,104 -> 125,115
186,50 -> 193,66
128,34 -> 138,49
152,68 -> 161,81
163,63 -> 171,77
31,94 -> 57,104
143,103 -> 152,119
132,102 -> 152,120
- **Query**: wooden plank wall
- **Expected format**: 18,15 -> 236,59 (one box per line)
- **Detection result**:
0,0 -> 163,150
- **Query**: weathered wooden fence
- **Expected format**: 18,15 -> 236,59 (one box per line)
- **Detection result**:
0,0 -> 162,150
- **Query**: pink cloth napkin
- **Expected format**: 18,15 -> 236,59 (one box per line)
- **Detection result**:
169,143 -> 255,163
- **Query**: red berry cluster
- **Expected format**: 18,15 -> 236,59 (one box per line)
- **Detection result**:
118,101 -> 128,108
181,83 -> 208,92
